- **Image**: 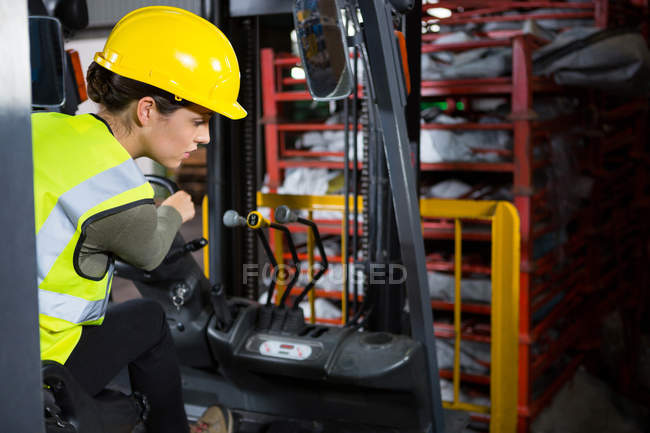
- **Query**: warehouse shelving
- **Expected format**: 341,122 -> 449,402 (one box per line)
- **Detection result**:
261,48 -> 364,191
259,41 -> 507,421
258,1 -> 649,429
419,1 -> 649,431
422,0 -> 647,30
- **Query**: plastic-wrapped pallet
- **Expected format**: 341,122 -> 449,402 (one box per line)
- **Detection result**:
533,27 -> 650,96
483,10 -> 592,33
428,271 -> 492,304
277,167 -> 338,196
295,113 -> 364,160
423,179 -> 513,201
421,21 -> 553,81
422,32 -> 511,80
420,111 -> 511,163
436,339 -> 491,376
266,167 -> 360,220
439,378 -> 491,408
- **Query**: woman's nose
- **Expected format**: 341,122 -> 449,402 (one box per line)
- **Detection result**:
196,124 -> 210,145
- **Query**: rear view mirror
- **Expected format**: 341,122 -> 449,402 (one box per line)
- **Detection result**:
293,0 -> 353,101
29,16 -> 66,109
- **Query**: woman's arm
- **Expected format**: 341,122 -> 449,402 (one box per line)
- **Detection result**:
78,203 -> 183,278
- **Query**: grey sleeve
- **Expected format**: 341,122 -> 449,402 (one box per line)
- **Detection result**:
78,204 -> 183,277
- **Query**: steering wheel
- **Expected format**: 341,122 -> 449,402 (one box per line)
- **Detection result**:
113,175 -> 206,282
145,174 -> 179,196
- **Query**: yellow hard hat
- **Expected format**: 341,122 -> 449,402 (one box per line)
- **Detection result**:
94,6 -> 246,119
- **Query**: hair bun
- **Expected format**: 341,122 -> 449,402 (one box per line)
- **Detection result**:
86,62 -> 110,104
84,61 -> 188,115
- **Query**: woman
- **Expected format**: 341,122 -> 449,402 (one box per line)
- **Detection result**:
32,6 -> 245,433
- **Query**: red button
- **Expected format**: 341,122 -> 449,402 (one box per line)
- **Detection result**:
280,344 -> 294,350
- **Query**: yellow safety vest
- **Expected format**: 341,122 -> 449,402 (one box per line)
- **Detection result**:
32,112 -> 154,364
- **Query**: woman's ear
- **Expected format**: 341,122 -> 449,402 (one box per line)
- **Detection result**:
135,96 -> 157,126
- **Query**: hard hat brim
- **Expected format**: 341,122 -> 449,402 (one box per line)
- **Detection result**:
212,101 -> 247,120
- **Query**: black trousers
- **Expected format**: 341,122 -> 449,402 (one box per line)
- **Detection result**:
65,298 -> 189,433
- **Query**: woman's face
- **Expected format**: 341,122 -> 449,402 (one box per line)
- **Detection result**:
145,104 -> 212,168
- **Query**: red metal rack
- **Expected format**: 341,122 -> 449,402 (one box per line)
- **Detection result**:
261,49 -> 364,192
419,1 -> 649,431
423,0 -> 647,32
259,0 -> 649,427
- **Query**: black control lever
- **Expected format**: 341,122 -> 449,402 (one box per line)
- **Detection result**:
246,211 -> 301,305
223,210 -> 280,305
246,211 -> 301,332
165,237 -> 208,263
223,210 -> 278,329
275,205 -> 329,308
210,283 -> 233,331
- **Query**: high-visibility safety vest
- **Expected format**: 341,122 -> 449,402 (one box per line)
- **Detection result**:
32,112 -> 154,364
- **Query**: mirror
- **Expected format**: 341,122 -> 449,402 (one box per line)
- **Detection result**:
29,16 -> 65,109
293,0 -> 353,101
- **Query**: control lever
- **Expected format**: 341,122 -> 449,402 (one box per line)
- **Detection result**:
275,206 -> 329,308
223,210 -> 277,329
222,209 -> 246,228
246,211 -> 301,331
246,211 -> 301,305
224,210 -> 280,305
165,237 -> 208,263
275,205 -> 329,333
210,284 -> 233,331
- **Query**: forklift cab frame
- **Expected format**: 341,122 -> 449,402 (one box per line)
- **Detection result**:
2,0 -> 467,431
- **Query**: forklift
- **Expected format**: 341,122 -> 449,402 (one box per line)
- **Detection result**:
7,0 -> 472,432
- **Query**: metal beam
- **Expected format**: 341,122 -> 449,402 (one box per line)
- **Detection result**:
206,0 -> 230,289
357,1 -> 445,431
0,1 -> 44,431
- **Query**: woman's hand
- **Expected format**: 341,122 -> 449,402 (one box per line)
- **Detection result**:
161,191 -> 195,223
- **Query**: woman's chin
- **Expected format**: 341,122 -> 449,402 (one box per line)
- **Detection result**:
158,159 -> 181,170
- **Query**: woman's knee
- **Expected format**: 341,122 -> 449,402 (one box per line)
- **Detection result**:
119,298 -> 168,338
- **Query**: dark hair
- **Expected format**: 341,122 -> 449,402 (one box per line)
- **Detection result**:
86,61 -> 192,115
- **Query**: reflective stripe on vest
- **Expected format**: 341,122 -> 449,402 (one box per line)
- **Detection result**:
36,159 -> 146,286
38,263 -> 114,324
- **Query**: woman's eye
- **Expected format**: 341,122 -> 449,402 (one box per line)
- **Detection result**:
194,121 -> 205,126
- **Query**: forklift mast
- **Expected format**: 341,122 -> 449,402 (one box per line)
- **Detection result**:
356,2 -> 445,431
218,0 -> 447,430
291,0 -> 446,430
